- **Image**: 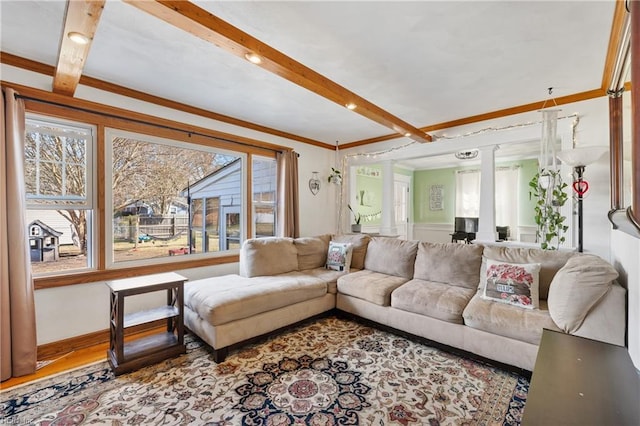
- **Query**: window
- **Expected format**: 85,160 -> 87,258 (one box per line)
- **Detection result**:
106,129 -> 248,266
455,170 -> 481,217
252,156 -> 277,238
455,166 -> 520,236
25,116 -> 95,275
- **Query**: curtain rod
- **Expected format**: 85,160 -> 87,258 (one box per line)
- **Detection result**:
14,93 -> 295,155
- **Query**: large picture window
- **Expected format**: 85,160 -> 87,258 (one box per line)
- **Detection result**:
106,129 -> 253,266
25,116 -> 95,275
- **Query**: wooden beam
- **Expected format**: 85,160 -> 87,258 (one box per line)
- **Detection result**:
1,51 -> 332,149
123,0 -> 432,143
601,0 -> 630,91
342,88 -> 606,149
53,0 -> 105,96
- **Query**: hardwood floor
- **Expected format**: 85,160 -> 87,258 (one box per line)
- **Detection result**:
0,328 -> 163,391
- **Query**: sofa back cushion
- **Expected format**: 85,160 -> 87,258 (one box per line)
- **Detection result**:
547,254 -> 618,333
240,237 -> 298,277
331,233 -> 371,270
481,245 -> 574,299
294,235 -> 331,270
364,237 -> 418,279
414,242 -> 483,289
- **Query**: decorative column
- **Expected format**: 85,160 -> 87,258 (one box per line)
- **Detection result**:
476,145 -> 499,242
380,160 -> 398,235
608,89 -> 624,210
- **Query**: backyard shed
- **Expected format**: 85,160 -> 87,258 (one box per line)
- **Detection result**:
28,219 -> 62,262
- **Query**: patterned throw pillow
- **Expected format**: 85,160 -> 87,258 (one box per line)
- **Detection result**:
481,259 -> 541,309
326,241 -> 353,272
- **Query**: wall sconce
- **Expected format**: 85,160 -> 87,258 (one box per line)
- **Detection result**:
309,171 -> 320,195
557,146 -> 608,252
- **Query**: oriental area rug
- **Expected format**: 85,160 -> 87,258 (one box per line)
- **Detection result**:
1,316 -> 528,425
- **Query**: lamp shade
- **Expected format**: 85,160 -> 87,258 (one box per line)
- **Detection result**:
556,146 -> 607,167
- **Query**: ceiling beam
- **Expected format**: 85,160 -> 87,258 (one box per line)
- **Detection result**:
601,0 -> 630,91
53,0 -> 105,96
342,88 -> 607,149
123,0 -> 432,143
1,52 -> 330,148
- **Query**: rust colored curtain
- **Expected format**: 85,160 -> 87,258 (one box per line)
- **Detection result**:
276,150 -> 300,238
1,88 -> 36,381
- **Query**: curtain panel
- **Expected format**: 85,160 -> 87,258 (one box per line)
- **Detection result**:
1,88 -> 37,381
276,150 -> 300,238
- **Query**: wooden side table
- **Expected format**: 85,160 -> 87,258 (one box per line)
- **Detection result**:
106,272 -> 187,375
523,329 -> 640,425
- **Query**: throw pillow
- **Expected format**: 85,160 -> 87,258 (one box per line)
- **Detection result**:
481,259 -> 541,309
326,241 -> 353,272
547,254 -> 618,334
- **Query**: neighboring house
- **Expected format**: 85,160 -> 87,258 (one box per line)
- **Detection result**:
182,159 -> 242,252
183,158 -> 276,251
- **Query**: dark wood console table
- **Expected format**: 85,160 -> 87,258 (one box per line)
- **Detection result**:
523,329 -> 640,425
106,272 -> 187,375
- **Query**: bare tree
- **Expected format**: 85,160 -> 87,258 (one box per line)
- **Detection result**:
25,130 -> 90,254
26,129 -> 237,255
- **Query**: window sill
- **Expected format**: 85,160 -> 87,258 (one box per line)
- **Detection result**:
33,254 -> 239,289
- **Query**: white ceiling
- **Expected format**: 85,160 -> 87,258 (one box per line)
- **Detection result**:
0,1 -> 616,149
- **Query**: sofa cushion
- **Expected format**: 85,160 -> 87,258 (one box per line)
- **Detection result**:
337,269 -> 409,306
364,237 -> 418,279
302,267 -> 347,294
326,241 -> 353,272
391,279 -> 475,324
240,237 -> 298,277
332,234 -> 371,270
462,294 -> 561,345
295,235 -> 330,270
414,242 -> 483,289
547,254 -> 618,333
481,245 -> 574,299
184,273 -> 327,326
481,259 -> 541,309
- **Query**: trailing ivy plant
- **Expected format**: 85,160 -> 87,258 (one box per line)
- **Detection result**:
529,169 -> 569,250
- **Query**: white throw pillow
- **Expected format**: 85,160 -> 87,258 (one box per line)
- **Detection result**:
326,241 -> 353,272
481,259 -> 541,309
547,254 -> 617,333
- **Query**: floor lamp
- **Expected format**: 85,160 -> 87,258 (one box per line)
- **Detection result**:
556,147 -> 607,252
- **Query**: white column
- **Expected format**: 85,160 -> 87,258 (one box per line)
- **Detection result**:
476,145 -> 499,242
380,160 -> 398,235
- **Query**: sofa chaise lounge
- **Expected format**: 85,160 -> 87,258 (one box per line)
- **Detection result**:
183,235 -> 625,371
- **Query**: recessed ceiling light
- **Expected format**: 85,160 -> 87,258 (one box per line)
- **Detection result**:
345,103 -> 357,110
244,52 -> 262,64
67,31 -> 90,45
404,132 -> 412,137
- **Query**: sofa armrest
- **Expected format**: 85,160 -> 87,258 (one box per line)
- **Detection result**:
571,282 -> 626,346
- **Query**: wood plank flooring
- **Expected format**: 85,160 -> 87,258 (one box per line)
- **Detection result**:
0,328 -> 163,391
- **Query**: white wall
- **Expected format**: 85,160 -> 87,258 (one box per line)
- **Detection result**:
3,64 -> 338,344
611,231 -> 640,369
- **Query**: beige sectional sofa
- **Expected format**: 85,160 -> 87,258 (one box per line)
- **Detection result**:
184,234 -> 626,371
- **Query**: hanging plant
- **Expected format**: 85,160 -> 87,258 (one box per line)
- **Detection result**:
328,167 -> 342,185
529,169 -> 569,250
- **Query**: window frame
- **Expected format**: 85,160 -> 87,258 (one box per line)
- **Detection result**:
104,128 -> 248,269
25,114 -> 97,276
17,88 -> 284,290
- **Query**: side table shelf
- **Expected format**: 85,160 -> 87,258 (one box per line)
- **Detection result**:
106,272 -> 187,375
